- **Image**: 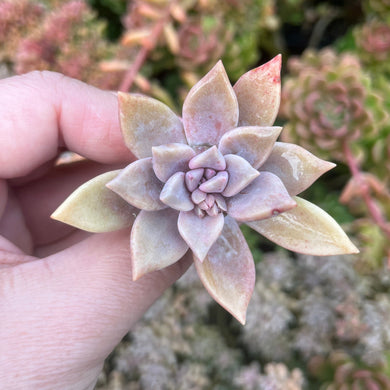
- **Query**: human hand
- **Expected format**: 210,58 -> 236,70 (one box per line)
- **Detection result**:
0,72 -> 191,390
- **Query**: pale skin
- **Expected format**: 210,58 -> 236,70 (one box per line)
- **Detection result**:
0,71 -> 191,389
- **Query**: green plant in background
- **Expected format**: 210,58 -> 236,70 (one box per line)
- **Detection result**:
308,351 -> 390,389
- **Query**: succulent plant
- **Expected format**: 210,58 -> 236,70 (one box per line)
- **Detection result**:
364,0 -> 390,20
52,55 -> 357,324
355,20 -> 390,66
281,49 -> 383,161
308,351 -> 390,390
0,0 -> 44,64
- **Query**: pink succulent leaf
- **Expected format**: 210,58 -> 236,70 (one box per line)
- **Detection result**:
130,209 -> 189,280
106,158 -> 166,211
259,142 -> 336,196
233,54 -> 281,127
246,197 -> 359,255
198,171 -> 228,193
119,92 -> 187,159
152,143 -> 196,182
227,172 -> 297,222
191,188 -> 207,204
188,145 -> 226,170
185,168 -> 204,192
222,154 -> 260,197
160,172 -> 194,211
178,210 -> 224,261
194,216 -> 255,324
218,126 -> 282,169
182,61 -> 239,146
51,170 -> 138,233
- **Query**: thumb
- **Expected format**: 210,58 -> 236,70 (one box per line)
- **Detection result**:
0,229 -> 191,389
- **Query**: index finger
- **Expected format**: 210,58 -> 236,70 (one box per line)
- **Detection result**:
0,71 -> 132,179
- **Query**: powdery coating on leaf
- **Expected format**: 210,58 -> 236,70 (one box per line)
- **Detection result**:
160,171 -> 194,211
198,171 -> 228,193
51,170 -> 137,233
189,145 -> 226,170
234,55 -> 281,127
260,142 -> 336,196
222,154 -> 260,197
178,210 -> 224,261
119,92 -> 187,159
107,158 -> 166,211
194,216 -> 255,324
152,143 -> 196,182
182,61 -> 239,146
218,126 -> 282,169
130,209 -> 189,280
246,197 -> 359,255
227,172 -> 297,222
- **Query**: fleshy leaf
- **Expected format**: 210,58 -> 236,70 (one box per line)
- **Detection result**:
227,172 -> 297,222
107,158 -> 166,211
191,188 -> 207,204
222,154 -> 260,197
119,93 -> 187,159
194,216 -> 255,324
160,172 -> 194,211
199,171 -> 228,193
178,210 -> 224,261
130,209 -> 188,280
185,168 -> 204,191
51,170 -> 137,233
218,126 -> 282,169
152,143 -> 195,182
182,61 -> 239,146
260,142 -> 336,196
189,145 -> 226,170
234,55 -> 281,127
246,196 -> 359,255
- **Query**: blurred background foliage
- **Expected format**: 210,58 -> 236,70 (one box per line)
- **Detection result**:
2,0 -> 390,388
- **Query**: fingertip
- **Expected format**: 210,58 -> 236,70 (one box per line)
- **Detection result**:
0,71 -> 132,178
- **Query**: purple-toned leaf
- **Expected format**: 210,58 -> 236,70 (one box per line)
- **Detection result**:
227,172 -> 296,222
246,197 -> 359,255
199,171 -> 228,193
178,210 -> 224,261
191,188 -> 207,204
119,93 -> 187,159
260,142 -> 336,196
152,143 -> 195,182
185,168 -> 204,191
218,126 -> 282,169
130,209 -> 188,280
189,145 -> 226,170
233,55 -> 281,127
222,154 -> 260,197
194,216 -> 255,324
107,158 -> 166,211
160,171 -> 194,211
51,170 -> 138,232
182,61 -> 239,146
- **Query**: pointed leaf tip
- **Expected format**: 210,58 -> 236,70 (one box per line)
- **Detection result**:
194,216 -> 255,324
183,60 -> 238,146
178,210 -> 224,261
247,197 -> 359,256
51,170 -> 138,233
234,55 -> 282,127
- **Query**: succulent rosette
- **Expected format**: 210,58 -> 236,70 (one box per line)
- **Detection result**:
52,56 -> 358,324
